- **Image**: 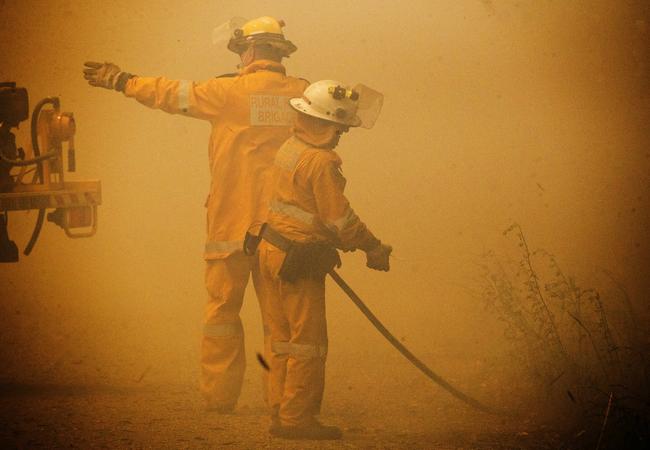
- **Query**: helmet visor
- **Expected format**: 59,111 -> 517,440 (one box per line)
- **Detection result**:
212,16 -> 247,46
354,84 -> 383,129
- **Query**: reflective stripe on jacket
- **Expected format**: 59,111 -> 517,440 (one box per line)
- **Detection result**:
267,136 -> 379,251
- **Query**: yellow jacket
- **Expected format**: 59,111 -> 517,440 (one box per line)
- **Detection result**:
123,60 -> 308,259
267,117 -> 380,252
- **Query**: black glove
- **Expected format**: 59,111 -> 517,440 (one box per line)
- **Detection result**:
365,243 -> 392,272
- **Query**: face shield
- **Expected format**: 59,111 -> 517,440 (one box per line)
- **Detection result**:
353,84 -> 383,129
212,17 -> 247,46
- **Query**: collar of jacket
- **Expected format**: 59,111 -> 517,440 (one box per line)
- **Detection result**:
239,60 -> 286,75
293,112 -> 339,149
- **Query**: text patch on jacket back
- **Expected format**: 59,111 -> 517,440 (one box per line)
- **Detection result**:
250,95 -> 296,126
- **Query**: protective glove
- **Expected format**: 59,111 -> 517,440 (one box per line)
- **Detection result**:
365,243 -> 392,272
83,61 -> 134,92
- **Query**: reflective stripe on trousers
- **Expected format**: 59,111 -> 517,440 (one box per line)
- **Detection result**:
204,240 -> 244,255
203,322 -> 241,338
272,341 -> 328,359
201,253 -> 255,408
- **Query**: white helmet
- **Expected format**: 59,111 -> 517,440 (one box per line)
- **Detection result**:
289,80 -> 383,129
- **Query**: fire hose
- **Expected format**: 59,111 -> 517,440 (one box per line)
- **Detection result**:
328,269 -> 500,414
251,226 -> 502,414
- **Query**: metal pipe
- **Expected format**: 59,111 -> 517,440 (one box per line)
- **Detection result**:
24,97 -> 58,256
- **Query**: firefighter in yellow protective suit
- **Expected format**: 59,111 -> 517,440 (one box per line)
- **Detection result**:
83,17 -> 309,413
253,80 -> 392,440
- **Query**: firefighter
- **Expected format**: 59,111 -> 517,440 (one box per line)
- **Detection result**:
253,80 -> 392,439
83,16 -> 309,413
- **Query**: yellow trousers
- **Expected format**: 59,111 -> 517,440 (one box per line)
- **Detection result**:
258,241 -> 328,426
200,252 -> 270,409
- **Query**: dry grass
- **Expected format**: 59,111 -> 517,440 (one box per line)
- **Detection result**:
479,223 -> 649,449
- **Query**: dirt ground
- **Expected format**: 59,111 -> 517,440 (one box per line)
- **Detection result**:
0,366 -> 559,450
0,280 -> 567,450
0,386 -> 561,450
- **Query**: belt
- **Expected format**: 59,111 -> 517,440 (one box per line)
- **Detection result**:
259,224 -> 292,252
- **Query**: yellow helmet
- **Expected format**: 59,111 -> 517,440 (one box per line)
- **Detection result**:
228,16 -> 297,56
241,16 -> 284,36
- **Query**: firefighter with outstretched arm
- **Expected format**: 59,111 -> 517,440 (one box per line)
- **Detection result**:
82,17 -> 309,413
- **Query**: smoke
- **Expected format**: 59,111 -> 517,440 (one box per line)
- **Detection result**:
1,0 -> 648,445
